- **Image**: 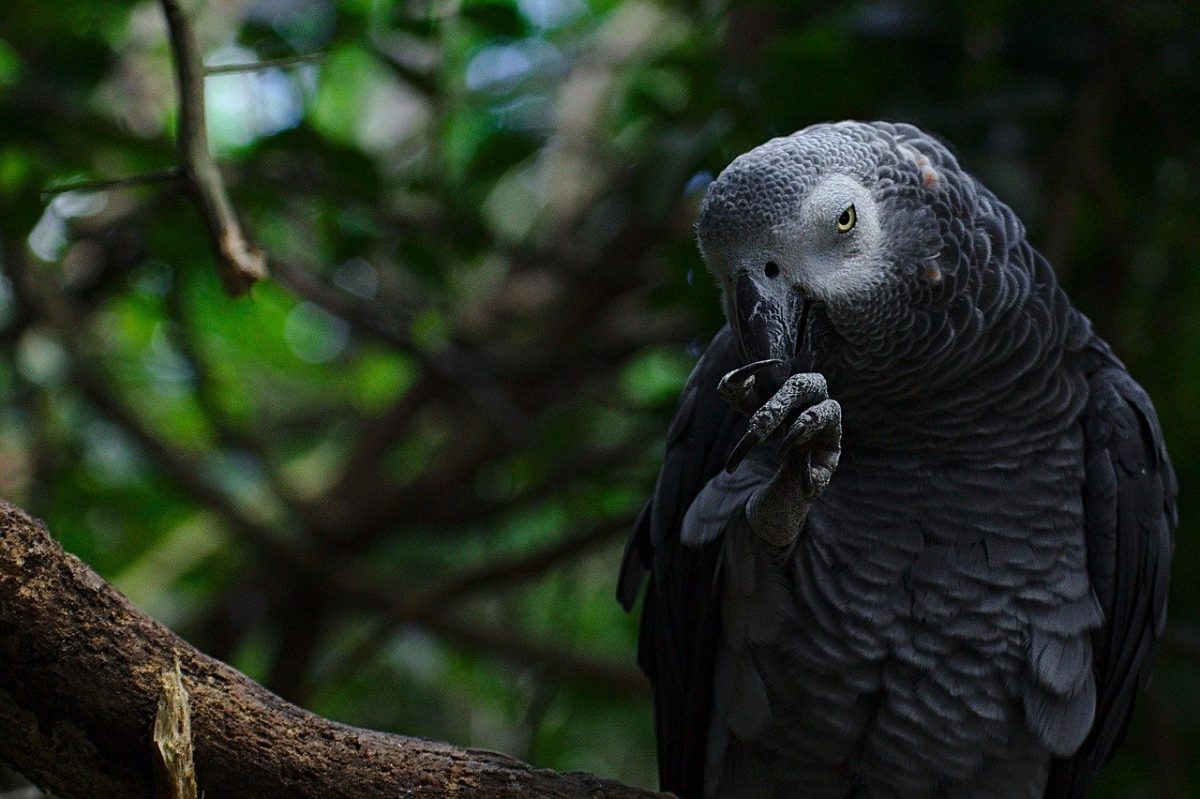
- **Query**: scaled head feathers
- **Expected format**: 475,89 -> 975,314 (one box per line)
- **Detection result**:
697,121 -> 1023,390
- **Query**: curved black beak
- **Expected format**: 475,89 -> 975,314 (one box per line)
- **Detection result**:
730,270 -> 807,377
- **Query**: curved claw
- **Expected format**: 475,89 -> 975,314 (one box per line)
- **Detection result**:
719,358 -> 784,388
725,428 -> 761,473
719,358 -> 784,420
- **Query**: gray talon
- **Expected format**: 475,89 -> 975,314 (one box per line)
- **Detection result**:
721,358 -> 783,387
725,429 -> 759,473
718,358 -> 783,417
782,398 -> 840,451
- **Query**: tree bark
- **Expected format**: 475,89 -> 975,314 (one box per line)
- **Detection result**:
0,501 -> 661,798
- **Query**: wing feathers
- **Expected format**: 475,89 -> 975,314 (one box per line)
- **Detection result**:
1045,365 -> 1176,798
616,326 -> 748,797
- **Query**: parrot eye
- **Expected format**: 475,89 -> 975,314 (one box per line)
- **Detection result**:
836,204 -> 857,233
763,261 -> 780,279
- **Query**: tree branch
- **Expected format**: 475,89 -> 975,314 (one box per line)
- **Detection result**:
159,0 -> 267,296
319,516 -> 637,689
0,500 -> 661,798
269,258 -> 535,448
42,167 -> 184,198
424,614 -> 649,698
205,53 -> 325,75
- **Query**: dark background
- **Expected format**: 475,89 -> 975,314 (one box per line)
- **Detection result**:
0,0 -> 1196,795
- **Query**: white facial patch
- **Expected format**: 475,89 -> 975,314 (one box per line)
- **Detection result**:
771,174 -> 886,303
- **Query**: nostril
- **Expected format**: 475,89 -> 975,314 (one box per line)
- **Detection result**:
763,261 -> 780,279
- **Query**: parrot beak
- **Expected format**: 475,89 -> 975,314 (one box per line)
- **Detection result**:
731,270 -> 807,376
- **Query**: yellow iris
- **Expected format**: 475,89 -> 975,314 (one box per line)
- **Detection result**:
836,204 -> 856,233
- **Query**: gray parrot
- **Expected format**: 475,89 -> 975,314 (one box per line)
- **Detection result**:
617,121 -> 1176,798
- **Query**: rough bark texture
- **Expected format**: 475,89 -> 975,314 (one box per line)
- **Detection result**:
0,501 -> 662,798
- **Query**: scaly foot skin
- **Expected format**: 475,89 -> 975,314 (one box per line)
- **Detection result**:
718,369 -> 842,548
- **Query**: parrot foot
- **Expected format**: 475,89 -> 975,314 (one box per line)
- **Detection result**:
719,370 -> 841,548
724,371 -> 830,473
782,398 -> 841,502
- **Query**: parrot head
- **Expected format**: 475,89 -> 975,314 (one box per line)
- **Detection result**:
696,122 -> 960,390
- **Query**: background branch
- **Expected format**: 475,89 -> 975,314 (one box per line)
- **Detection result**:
319,515 -> 638,689
160,0 -> 267,295
205,54 -> 325,75
41,168 -> 184,198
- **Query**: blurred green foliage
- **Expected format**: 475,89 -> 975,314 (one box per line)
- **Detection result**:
0,0 -> 1196,795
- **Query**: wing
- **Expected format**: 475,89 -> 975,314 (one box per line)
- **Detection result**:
618,325 -> 748,798
1045,362 -> 1177,798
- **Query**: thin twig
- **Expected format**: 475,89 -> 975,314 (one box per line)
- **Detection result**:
160,0 -> 267,296
42,167 -> 183,198
205,53 -> 325,75
424,613 -> 647,697
271,258 -> 535,446
316,516 -> 632,687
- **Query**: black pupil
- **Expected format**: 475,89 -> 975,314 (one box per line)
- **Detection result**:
764,261 -> 780,279
839,209 -> 852,226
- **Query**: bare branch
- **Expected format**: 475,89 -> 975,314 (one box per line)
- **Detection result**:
424,613 -> 648,697
271,258 -> 535,447
42,167 -> 183,198
0,500 -> 661,798
205,53 -> 324,75
318,516 -> 634,687
160,0 -> 267,296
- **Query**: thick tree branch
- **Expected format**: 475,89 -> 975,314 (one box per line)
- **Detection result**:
0,500 -> 660,798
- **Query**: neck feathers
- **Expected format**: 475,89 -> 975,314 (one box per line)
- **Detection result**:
832,191 -> 1092,456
